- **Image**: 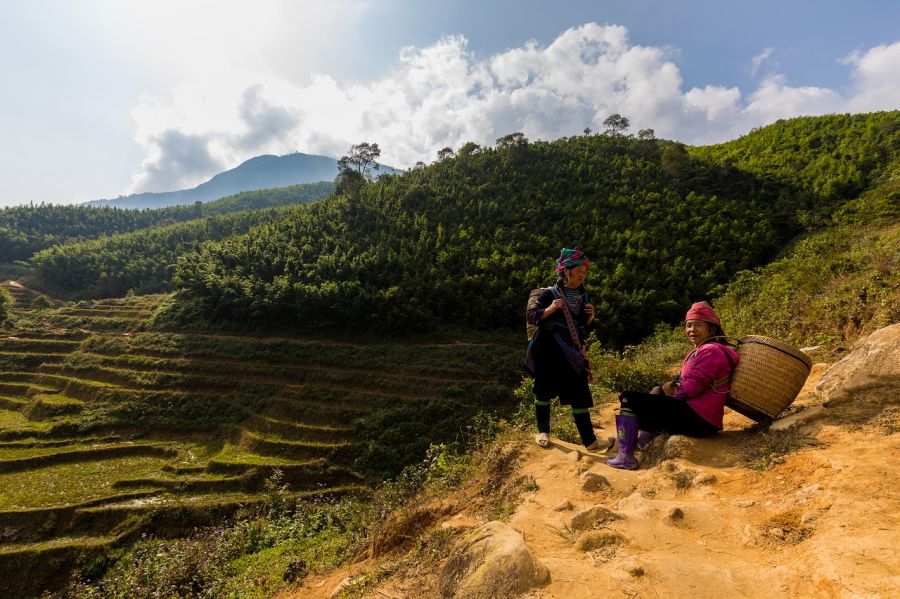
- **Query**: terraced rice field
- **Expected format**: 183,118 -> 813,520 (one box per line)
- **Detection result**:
0,281 -> 519,596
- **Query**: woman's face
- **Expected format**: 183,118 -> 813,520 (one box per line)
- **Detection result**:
564,264 -> 588,288
685,319 -> 712,346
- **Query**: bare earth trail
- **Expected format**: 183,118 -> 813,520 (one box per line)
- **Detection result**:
289,326 -> 900,599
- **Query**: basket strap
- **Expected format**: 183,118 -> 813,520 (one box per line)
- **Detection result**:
695,340 -> 736,393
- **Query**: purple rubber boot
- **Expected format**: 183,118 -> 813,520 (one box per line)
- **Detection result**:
607,414 -> 639,470
637,430 -> 658,450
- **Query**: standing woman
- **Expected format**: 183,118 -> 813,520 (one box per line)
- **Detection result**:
525,248 -> 600,451
607,301 -> 740,470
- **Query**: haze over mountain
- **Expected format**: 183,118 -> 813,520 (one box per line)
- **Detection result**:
84,152 -> 395,210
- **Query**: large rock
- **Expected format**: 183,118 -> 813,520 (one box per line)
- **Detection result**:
817,324 -> 900,406
438,521 -> 550,598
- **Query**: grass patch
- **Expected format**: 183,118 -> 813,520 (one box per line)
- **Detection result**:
745,429 -> 807,471
0,409 -> 51,433
210,443 -> 317,468
0,456 -> 168,509
716,220 -> 900,348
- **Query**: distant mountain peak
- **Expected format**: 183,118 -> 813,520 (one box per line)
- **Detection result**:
85,152 -> 342,210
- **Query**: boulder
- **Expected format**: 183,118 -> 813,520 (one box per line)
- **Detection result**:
438,521 -> 550,599
817,324 -> 900,405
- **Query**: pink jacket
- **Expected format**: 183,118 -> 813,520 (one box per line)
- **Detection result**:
672,342 -> 740,430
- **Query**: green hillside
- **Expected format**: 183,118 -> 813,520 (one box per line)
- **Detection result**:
0,181 -> 332,263
715,182 -> 900,346
30,204 -> 302,298
2,111 -> 898,596
28,113 -> 897,345
170,135 -> 781,345
0,285 -> 518,596
166,112 -> 899,347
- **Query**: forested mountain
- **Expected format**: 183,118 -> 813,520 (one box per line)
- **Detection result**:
0,181 -> 332,262
85,153 -> 340,209
29,203 -> 315,298
164,112 -> 897,345
690,112 -> 900,224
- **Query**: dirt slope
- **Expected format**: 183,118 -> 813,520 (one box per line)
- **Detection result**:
288,325 -> 900,599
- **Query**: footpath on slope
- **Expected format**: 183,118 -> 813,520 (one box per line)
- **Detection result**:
287,324 -> 900,599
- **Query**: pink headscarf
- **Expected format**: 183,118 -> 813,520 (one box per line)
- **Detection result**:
685,301 -> 721,326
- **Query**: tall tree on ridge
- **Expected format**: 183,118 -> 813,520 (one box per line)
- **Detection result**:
336,142 -> 381,200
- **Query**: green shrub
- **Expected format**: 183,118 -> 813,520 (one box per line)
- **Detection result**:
588,326 -> 688,394
715,221 -> 900,347
30,294 -> 52,310
0,286 -> 12,323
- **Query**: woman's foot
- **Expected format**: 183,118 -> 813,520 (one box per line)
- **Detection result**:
536,432 -> 550,448
584,439 -> 601,452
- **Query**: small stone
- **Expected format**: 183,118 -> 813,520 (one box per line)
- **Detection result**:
575,531 -> 626,551
693,473 -> 717,486
741,524 -> 758,545
665,507 -> 684,522
580,471 -> 612,493
574,461 -> 592,475
769,527 -> 785,539
567,450 -> 582,463
663,435 -> 701,460
800,511 -> 820,525
570,505 -> 623,531
799,483 -> 821,495
554,499 -> 574,512
732,499 -> 756,508
616,492 -> 652,518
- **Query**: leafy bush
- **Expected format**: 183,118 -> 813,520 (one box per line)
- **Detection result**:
0,286 -> 12,323
588,326 -> 689,394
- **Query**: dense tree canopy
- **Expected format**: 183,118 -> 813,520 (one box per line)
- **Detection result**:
30,204 -> 312,298
0,181 -> 332,262
28,112 -> 898,345
166,112 -> 899,345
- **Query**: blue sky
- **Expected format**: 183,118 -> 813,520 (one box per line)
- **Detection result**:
1,0 -> 898,207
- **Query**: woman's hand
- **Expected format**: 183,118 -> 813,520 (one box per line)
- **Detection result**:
542,298 -> 565,318
584,303 -> 595,324
661,381 -> 677,396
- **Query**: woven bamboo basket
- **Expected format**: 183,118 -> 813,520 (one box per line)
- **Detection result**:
727,335 -> 812,421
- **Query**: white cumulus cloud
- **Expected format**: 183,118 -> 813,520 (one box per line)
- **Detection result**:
127,25 -> 900,193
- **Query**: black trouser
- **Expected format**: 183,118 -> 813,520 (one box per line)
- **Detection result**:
534,400 -> 597,447
619,391 -> 718,438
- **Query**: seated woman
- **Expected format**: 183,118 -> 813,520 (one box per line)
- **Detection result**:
607,301 -> 740,470
525,248 -> 600,451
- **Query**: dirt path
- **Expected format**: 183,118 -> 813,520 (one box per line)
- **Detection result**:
287,352 -> 900,599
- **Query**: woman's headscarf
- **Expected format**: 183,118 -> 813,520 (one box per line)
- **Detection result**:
685,301 -> 721,326
555,248 -> 590,271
